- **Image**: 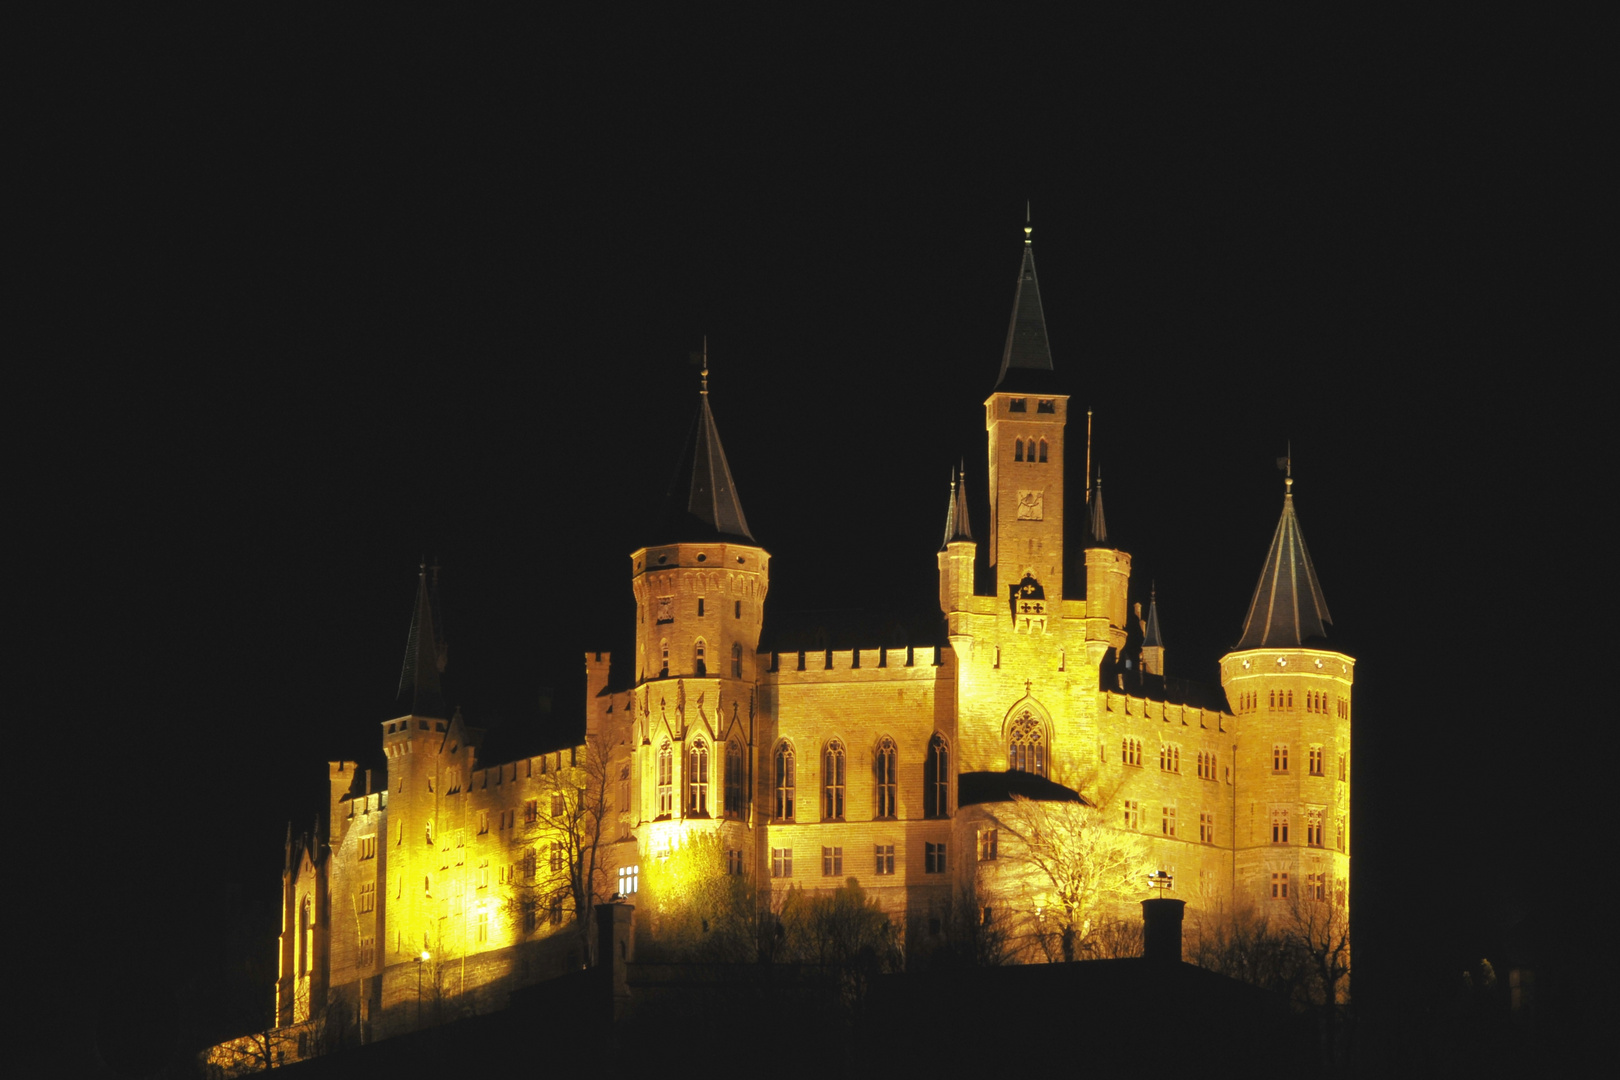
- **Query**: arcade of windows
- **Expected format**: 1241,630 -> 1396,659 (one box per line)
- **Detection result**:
1309,745 -> 1324,776
1196,750 -> 1217,780
1121,737 -> 1142,766
772,735 -> 952,822
1159,744 -> 1181,774
1013,437 -> 1049,463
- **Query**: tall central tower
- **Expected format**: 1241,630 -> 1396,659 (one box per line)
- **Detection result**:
985,220 -> 1069,617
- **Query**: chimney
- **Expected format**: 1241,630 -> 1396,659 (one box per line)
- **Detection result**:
1141,897 -> 1186,963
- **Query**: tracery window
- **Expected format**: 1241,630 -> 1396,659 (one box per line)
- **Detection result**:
687,739 -> 709,816
724,740 -> 744,819
774,742 -> 795,821
823,740 -> 846,820
923,734 -> 949,818
874,737 -> 897,818
1122,737 -> 1142,766
1015,438 -> 1025,462
1008,712 -> 1046,776
1271,808 -> 1289,844
656,741 -> 673,818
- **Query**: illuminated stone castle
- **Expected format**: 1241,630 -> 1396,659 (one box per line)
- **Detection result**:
256,225 -> 1352,1056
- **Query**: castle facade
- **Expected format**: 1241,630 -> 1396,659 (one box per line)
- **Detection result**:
250,226 -> 1352,1060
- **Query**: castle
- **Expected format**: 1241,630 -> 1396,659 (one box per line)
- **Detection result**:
250,223 -> 1353,1058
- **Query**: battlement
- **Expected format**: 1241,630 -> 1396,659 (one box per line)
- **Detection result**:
1102,690 -> 1231,733
765,644 -> 949,677
467,745 -> 587,793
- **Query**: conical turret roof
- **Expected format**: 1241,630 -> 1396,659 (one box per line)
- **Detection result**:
1143,587 -> 1164,648
1085,471 -> 1109,547
994,222 -> 1057,392
396,565 -> 449,719
657,371 -> 754,544
1235,478 -> 1333,650
940,464 -> 974,550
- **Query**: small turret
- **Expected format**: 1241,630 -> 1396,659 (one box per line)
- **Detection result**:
938,465 -> 977,615
1140,585 -> 1165,676
1083,469 -> 1131,633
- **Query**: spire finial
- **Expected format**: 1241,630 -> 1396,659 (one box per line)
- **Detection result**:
700,335 -> 709,395
1278,440 -> 1293,494
1024,200 -> 1032,245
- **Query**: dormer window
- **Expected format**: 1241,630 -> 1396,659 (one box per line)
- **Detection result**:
1010,398 -> 1027,412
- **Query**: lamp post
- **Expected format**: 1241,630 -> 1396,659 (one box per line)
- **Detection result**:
415,951 -> 430,1030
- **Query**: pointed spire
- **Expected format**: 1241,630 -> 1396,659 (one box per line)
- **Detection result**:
940,463 -> 974,550
994,207 -> 1056,391
1235,468 -> 1333,650
1142,584 -> 1164,648
659,345 -> 754,543
1085,468 -> 1109,547
396,563 -> 449,719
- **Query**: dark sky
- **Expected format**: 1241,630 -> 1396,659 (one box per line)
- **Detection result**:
30,9 -> 1604,1068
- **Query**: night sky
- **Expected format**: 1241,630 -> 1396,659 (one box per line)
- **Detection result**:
32,10 -> 1603,1070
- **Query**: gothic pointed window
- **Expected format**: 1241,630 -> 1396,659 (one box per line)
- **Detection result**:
1015,438 -> 1025,462
724,740 -> 744,819
874,737 -> 897,819
1008,711 -> 1046,776
694,638 -> 707,678
656,741 -> 673,818
731,642 -> 743,678
1038,438 -> 1048,463
687,739 -> 709,816
660,639 -> 669,678
823,740 -> 846,820
923,733 -> 949,818
774,742 -> 795,821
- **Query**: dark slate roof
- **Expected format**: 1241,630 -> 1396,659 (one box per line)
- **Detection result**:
396,568 -> 449,720
993,239 -> 1058,392
957,770 -> 1088,807
655,392 -> 754,544
1235,479 -> 1332,650
1142,589 -> 1164,648
1085,473 -> 1109,547
939,465 -> 974,550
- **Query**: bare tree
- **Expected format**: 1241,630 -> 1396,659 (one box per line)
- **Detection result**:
989,795 -> 1147,962
509,734 -> 617,958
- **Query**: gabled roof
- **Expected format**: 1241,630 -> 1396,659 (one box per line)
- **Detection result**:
1235,478 -> 1333,650
957,770 -> 1088,807
396,566 -> 449,720
940,465 -> 974,549
657,389 -> 754,544
994,230 -> 1057,392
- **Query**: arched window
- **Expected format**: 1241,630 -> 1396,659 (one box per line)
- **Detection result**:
656,741 -> 673,817
659,639 -> 669,678
731,642 -> 743,678
875,737 -> 897,818
774,743 -> 795,821
694,638 -> 707,678
924,733 -> 949,818
298,896 -> 311,976
1038,438 -> 1048,463
823,740 -> 846,820
1015,438 -> 1025,462
724,740 -> 744,819
687,739 -> 709,815
1008,712 -> 1045,776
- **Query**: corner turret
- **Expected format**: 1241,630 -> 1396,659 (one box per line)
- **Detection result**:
937,464 -> 976,615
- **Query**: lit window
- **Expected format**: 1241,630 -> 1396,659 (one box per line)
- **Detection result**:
1162,806 -> 1177,837
1271,808 -> 1290,844
724,740 -> 744,819
823,740 -> 846,820
687,739 -> 709,816
1123,800 -> 1139,829
874,844 -> 895,875
656,742 -> 673,818
924,734 -> 950,818
771,847 -> 793,878
874,737 -> 897,819
1199,812 -> 1214,844
1037,438 -> 1048,463
477,910 -> 490,942
1273,744 -> 1289,773
822,846 -> 843,876
978,827 -> 998,861
1309,746 -> 1324,776
1009,712 -> 1046,776
925,842 -> 947,874
774,743 -> 796,820
618,865 -> 639,895
1271,871 -> 1289,899
1015,438 -> 1025,462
